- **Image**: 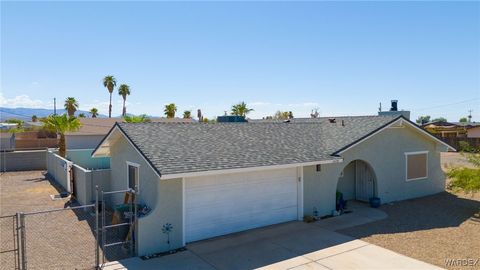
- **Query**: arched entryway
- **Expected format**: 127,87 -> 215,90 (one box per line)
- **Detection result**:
336,160 -> 377,208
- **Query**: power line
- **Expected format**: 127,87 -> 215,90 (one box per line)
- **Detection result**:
415,98 -> 480,111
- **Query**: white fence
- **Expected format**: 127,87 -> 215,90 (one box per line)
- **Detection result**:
46,150 -> 72,192
73,165 -> 111,205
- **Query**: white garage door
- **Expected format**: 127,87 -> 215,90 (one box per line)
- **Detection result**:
185,168 -> 299,243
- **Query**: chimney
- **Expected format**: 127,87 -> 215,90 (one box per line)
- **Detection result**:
390,100 -> 398,112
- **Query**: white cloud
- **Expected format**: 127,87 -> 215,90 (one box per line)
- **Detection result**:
0,93 -> 48,108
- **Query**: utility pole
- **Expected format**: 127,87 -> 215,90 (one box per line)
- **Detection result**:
468,109 -> 472,123
53,98 -> 57,115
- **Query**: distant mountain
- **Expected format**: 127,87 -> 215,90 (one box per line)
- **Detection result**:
0,107 -> 107,121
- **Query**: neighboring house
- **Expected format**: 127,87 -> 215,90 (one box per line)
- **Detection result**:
467,125 -> 480,138
0,123 -> 18,130
0,133 -> 15,151
92,115 -> 454,256
421,121 -> 480,138
66,117 -> 192,149
65,118 -> 120,150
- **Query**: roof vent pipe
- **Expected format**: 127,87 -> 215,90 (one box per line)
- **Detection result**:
342,120 -> 345,126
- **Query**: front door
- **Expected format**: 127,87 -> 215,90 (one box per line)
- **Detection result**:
355,160 -> 375,202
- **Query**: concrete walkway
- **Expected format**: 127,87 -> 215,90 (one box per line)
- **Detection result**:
103,204 -> 443,270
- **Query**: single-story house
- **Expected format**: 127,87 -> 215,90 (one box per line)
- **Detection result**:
66,117 -> 192,149
421,120 -> 480,139
92,115 -> 454,256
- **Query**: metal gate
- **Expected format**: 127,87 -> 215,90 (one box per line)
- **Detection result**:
0,186 -> 137,270
0,214 -> 20,270
99,188 -> 137,268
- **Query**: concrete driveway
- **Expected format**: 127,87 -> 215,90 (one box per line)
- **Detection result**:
104,206 -> 443,270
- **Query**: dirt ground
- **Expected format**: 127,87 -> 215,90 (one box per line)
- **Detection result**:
339,152 -> 480,270
0,171 -> 97,270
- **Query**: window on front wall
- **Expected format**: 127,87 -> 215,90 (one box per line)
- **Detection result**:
127,162 -> 139,191
405,151 -> 428,181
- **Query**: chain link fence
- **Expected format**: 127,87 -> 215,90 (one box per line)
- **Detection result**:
0,214 -> 20,270
22,205 -> 97,270
99,189 -> 137,267
0,187 -> 138,270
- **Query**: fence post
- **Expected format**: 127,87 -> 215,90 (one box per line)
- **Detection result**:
95,186 -> 100,269
101,190 -> 105,266
19,213 -> 26,270
133,185 -> 138,256
15,213 -> 21,270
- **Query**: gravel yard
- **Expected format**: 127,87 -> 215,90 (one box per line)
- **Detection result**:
0,171 -> 98,270
339,152 -> 480,270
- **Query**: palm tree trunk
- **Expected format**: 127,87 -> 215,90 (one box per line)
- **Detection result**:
59,133 -> 66,158
109,92 -> 112,118
123,98 -> 126,116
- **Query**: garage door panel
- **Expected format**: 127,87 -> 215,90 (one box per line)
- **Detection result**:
186,179 -> 296,207
185,168 -> 298,243
186,206 -> 298,236
186,196 -> 297,225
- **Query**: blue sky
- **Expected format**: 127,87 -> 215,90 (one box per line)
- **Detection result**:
1,1 -> 479,121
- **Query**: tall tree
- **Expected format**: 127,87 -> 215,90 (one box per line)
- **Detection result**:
103,75 -> 117,118
123,114 -> 151,123
183,110 -> 191,119
164,103 -> 177,118
118,84 -> 131,117
231,102 -> 253,117
416,115 -> 431,125
89,108 -> 99,118
432,117 -> 447,122
41,114 -> 81,157
273,111 -> 289,120
64,97 -> 79,117
459,117 -> 468,123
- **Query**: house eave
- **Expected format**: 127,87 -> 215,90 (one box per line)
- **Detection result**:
159,158 -> 343,180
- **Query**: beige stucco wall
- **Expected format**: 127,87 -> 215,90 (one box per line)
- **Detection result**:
303,124 -> 447,217
467,126 -> 480,138
109,135 -> 183,256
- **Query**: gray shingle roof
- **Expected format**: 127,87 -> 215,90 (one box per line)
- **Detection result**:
116,115 -> 399,176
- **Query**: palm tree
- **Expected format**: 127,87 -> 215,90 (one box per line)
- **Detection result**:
64,97 -> 79,117
183,110 -> 191,119
123,114 -> 151,123
231,102 -> 253,117
118,84 -> 131,117
41,114 -> 81,157
103,75 -> 117,118
31,115 -> 38,122
164,103 -> 177,118
90,108 -> 99,118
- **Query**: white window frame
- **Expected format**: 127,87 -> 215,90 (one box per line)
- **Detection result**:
126,161 -> 140,192
404,151 -> 429,181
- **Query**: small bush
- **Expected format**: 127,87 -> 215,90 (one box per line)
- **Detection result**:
447,168 -> 480,194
